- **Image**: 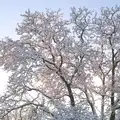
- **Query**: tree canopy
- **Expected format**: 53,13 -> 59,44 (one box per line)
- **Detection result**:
0,6 -> 120,120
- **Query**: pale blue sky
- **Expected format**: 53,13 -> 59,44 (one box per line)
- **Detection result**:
0,0 -> 120,39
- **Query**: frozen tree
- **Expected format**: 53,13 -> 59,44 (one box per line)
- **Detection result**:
0,9 -> 96,120
71,6 -> 120,120
91,6 -> 120,120
1,6 -> 120,120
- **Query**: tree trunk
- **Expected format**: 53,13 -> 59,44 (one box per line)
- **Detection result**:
110,111 -> 115,120
60,75 -> 75,106
110,48 -> 116,120
101,76 -> 105,120
101,95 -> 105,120
84,87 -> 96,115
66,83 -> 75,106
